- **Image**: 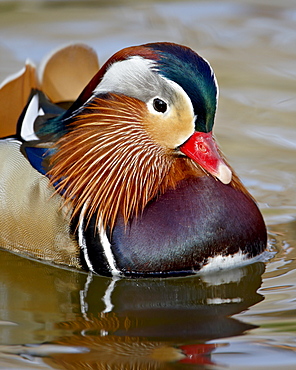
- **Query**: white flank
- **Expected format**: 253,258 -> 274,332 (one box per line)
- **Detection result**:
199,249 -> 272,276
199,250 -> 248,274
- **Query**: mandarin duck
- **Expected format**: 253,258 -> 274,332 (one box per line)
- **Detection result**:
0,42 -> 267,277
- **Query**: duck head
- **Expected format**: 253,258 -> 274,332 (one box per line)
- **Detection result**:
28,42 -> 232,231
71,42 -> 231,184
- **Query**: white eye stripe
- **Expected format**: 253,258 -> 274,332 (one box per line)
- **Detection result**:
94,56 -> 158,97
93,55 -> 195,122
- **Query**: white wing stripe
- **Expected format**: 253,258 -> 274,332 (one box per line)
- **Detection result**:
20,94 -> 42,141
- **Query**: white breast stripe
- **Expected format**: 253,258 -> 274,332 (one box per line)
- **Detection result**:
78,205 -> 121,276
78,204 -> 96,273
98,221 -> 121,276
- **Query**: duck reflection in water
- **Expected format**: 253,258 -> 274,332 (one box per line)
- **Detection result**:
0,251 -> 265,369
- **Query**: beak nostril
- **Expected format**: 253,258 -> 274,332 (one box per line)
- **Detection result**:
197,142 -> 207,153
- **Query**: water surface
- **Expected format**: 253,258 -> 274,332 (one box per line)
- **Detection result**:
0,0 -> 296,368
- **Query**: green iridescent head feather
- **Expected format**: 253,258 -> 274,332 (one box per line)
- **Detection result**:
146,43 -> 218,133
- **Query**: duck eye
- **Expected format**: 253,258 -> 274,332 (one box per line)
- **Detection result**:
153,98 -> 167,113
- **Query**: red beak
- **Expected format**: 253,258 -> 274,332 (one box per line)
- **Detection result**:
180,131 -> 232,184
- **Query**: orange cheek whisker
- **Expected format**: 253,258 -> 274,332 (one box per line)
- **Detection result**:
47,94 -> 176,231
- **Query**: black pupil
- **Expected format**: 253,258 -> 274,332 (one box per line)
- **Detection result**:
153,98 -> 167,113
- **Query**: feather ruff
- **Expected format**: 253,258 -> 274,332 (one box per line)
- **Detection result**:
48,94 -> 175,231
